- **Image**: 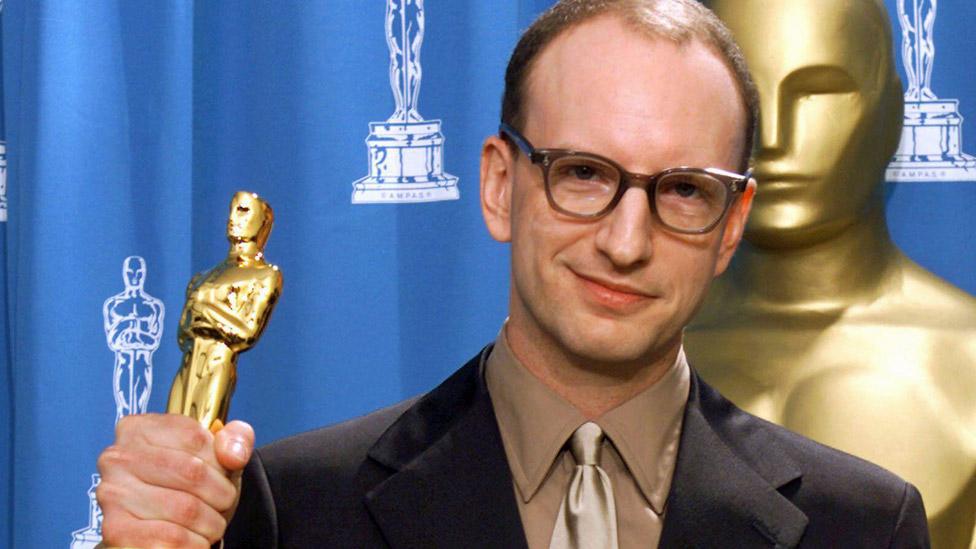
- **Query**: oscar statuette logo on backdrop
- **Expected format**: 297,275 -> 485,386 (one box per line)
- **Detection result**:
352,0 -> 460,204
887,0 -> 976,181
0,137 -> 7,223
0,0 -> 5,223
70,257 -> 165,548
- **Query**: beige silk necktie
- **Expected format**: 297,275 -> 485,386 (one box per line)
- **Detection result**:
549,422 -> 619,549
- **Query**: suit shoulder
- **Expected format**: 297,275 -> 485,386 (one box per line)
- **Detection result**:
698,376 -> 916,510
256,396 -> 419,476
696,378 -> 930,544
229,398 -> 422,547
762,415 -> 911,493
759,421 -> 930,544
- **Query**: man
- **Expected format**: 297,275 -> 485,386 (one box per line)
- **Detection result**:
95,1 -> 930,547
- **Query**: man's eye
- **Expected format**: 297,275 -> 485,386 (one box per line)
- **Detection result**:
672,181 -> 700,198
557,162 -> 614,182
570,165 -> 597,180
551,157 -> 617,190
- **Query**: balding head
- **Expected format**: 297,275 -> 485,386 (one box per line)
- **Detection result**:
502,0 -> 759,172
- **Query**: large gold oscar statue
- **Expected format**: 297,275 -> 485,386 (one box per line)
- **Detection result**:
688,1 -> 976,546
167,191 -> 283,430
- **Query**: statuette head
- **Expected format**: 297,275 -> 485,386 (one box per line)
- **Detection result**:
227,191 -> 274,248
122,255 -> 147,290
708,0 -> 903,248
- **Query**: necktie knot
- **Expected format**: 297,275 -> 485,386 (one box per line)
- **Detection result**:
550,421 -> 618,549
570,422 -> 604,466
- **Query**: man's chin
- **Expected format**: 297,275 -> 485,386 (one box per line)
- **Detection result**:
562,323 -> 672,368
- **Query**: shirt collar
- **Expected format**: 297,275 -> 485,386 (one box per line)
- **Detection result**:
485,326 -> 585,503
599,346 -> 689,513
485,324 -> 690,514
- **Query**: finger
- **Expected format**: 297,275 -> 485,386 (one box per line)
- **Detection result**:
214,420 -> 255,471
117,414 -> 220,466
101,507 -> 213,549
221,466 -> 245,523
99,434 -> 230,512
101,477 -> 228,544
98,443 -> 238,512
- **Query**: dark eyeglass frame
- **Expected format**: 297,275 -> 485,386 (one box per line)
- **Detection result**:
498,122 -> 752,234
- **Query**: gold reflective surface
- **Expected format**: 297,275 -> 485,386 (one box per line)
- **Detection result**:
166,191 -> 283,430
689,2 -> 976,546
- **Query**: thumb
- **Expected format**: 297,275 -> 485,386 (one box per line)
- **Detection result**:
214,419 -> 255,472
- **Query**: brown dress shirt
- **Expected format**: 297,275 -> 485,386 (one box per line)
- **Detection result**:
485,328 -> 690,549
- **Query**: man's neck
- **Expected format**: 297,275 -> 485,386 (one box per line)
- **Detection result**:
722,203 -> 899,317
503,320 -> 680,419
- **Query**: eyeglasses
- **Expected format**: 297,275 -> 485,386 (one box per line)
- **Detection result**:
499,123 -> 751,234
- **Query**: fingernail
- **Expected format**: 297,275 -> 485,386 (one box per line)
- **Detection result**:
228,439 -> 249,461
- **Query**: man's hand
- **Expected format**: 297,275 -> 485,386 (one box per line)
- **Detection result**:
96,414 -> 255,548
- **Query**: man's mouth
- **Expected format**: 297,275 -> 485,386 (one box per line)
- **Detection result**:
573,272 -> 655,309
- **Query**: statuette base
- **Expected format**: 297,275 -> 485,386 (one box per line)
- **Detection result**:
69,474 -> 102,549
352,120 -> 460,204
888,99 -> 976,182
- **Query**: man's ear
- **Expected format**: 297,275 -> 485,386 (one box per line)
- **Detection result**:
480,135 -> 515,243
713,178 -> 756,277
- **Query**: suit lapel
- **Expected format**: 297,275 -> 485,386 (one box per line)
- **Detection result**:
362,347 -> 529,549
660,372 -> 809,548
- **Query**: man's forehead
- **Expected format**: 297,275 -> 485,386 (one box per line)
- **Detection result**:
519,14 -> 744,167
530,20 -> 715,102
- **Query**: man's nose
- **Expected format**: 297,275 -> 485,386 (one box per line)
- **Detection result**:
594,188 -> 653,268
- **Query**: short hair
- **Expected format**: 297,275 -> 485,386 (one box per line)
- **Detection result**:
501,0 -> 759,172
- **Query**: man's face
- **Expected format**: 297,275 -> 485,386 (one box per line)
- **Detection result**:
481,15 -> 752,369
712,0 -> 900,248
228,192 -> 267,241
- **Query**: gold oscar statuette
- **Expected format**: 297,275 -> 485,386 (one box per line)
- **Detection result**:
691,1 -> 976,546
166,191 -> 283,431
99,193 -> 281,549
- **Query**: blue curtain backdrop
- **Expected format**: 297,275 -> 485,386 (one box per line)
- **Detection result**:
1,1 -> 973,547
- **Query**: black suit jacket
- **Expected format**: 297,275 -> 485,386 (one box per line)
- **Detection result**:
224,346 -> 930,548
